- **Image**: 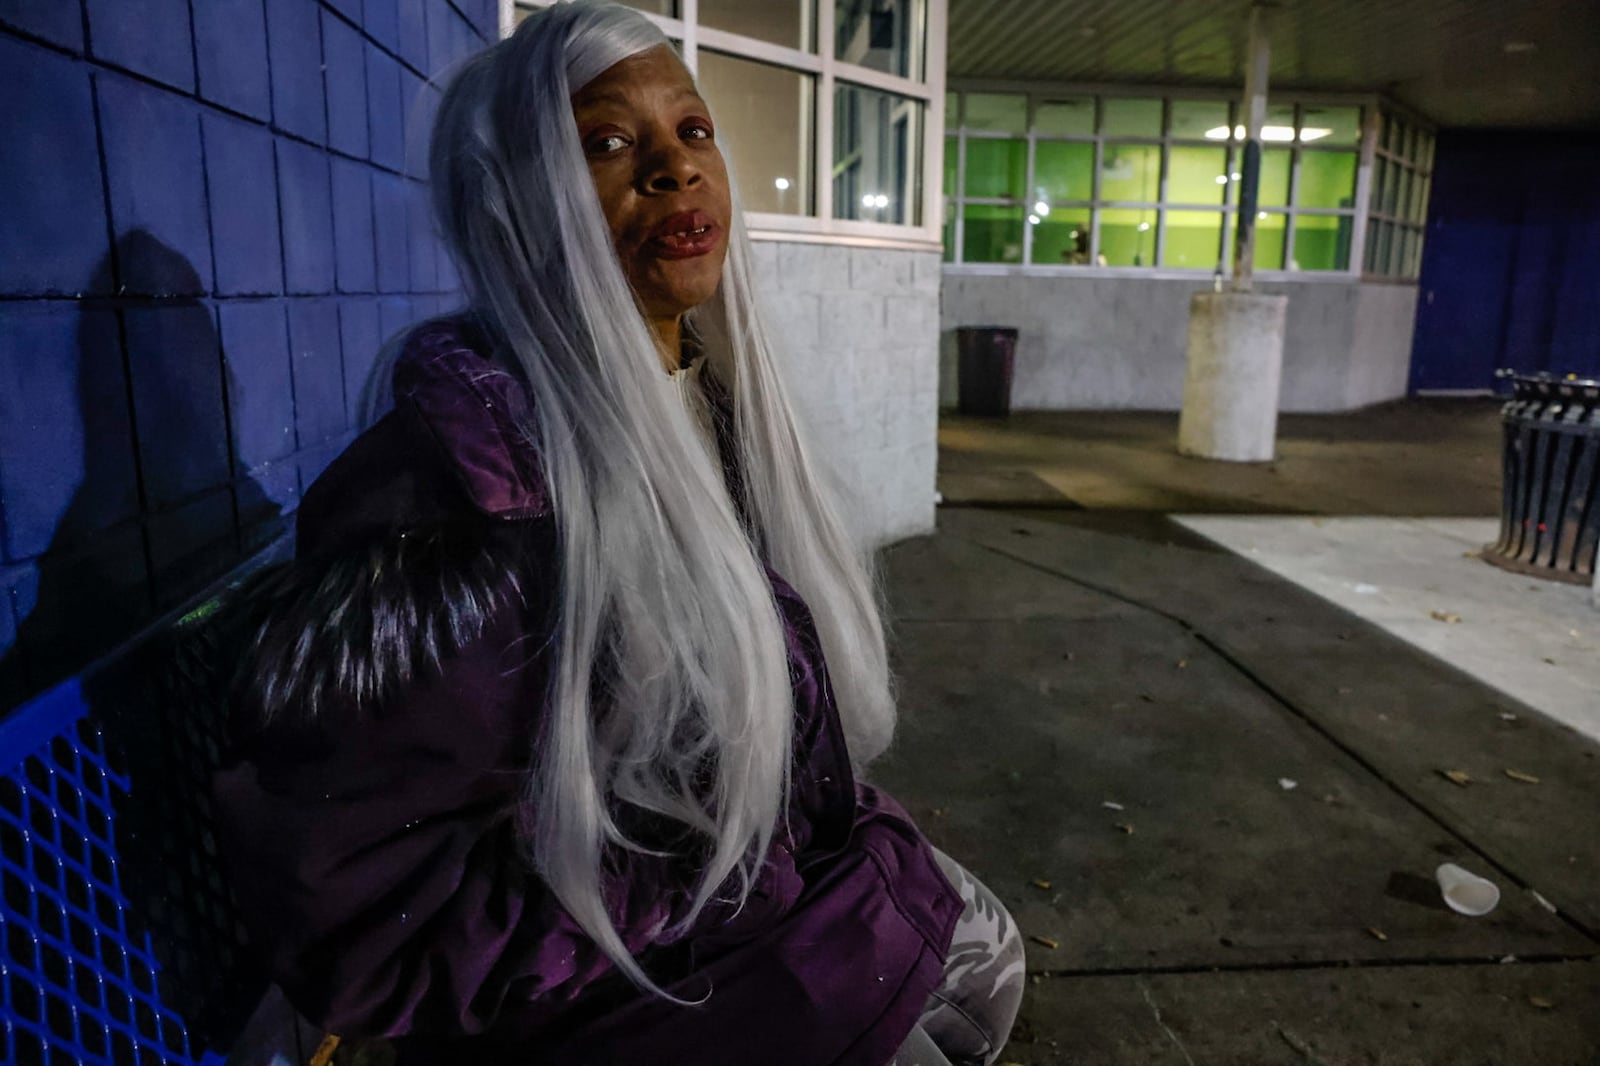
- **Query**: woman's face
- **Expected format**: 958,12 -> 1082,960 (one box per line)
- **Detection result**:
571,46 -> 732,331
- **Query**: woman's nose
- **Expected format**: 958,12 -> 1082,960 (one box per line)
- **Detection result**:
641,140 -> 702,193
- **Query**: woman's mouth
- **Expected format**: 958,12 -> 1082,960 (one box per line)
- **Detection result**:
647,212 -> 721,259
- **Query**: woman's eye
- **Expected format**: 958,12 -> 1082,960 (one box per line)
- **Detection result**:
590,133 -> 628,153
682,123 -> 713,141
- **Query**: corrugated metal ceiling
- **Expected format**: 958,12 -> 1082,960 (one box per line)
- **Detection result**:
946,0 -> 1600,129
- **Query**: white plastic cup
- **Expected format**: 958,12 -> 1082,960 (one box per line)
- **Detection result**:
1435,863 -> 1501,916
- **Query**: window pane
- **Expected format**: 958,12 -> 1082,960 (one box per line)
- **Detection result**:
1099,143 -> 1160,202
964,138 -> 1025,199
1102,98 -> 1162,137
1034,97 -> 1094,137
700,0 -> 810,50
942,200 -> 956,262
1299,105 -> 1360,146
1169,146 -> 1228,205
1031,215 -> 1092,265
1034,141 -> 1093,203
1170,99 -> 1228,139
1296,150 -> 1356,209
1262,103 -> 1295,143
699,52 -> 813,215
1417,131 -> 1435,172
1364,220 -> 1380,272
1382,115 -> 1403,155
1099,207 -> 1156,266
1232,211 -> 1286,269
1404,226 -> 1425,277
964,93 -> 1026,133
1290,213 -> 1352,271
832,82 -> 923,224
1376,221 -> 1396,274
963,204 -> 1024,262
836,0 -> 922,78
945,92 -> 958,124
1256,148 -> 1291,207
1162,211 -> 1223,269
943,136 -> 957,196
1374,159 -> 1395,215
1413,175 -> 1432,225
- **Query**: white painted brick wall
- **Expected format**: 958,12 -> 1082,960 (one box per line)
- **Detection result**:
749,241 -> 941,545
940,274 -> 1419,413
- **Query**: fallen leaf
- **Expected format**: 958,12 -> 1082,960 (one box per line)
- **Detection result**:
1029,935 -> 1059,950
1279,778 -> 1299,791
1031,878 -> 1052,890
1504,769 -> 1541,784
1500,955 -> 1518,964
1529,995 -> 1555,1010
1439,769 -> 1472,787
1114,823 -> 1135,835
1102,800 -> 1125,811
1366,926 -> 1388,942
1430,610 -> 1462,624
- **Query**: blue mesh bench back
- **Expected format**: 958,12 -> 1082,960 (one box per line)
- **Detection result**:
1,592 -> 267,1065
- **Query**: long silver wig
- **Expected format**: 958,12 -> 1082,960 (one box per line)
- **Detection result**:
426,1 -> 895,994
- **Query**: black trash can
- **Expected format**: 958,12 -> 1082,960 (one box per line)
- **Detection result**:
956,326 -> 1018,417
1485,372 -> 1600,584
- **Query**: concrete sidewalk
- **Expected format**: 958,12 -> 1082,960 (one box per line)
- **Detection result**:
874,509 -> 1600,1064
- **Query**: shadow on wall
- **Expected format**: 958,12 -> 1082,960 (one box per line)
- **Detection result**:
0,232 -> 282,712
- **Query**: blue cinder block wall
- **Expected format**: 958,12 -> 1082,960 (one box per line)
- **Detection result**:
0,0 -> 500,713
1409,131 -> 1600,392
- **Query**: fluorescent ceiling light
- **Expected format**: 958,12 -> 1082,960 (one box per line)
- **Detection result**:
774,177 -> 791,190
1205,124 -> 1331,143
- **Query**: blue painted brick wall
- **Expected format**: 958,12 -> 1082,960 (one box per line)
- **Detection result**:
323,10 -> 370,158
194,0 -> 273,121
86,0 -> 196,93
1,35 -> 110,295
0,0 -> 482,713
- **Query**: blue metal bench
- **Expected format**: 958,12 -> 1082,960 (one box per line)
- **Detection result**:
1,549 -> 292,1065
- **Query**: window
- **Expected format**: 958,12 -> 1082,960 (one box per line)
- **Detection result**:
834,82 -> 923,225
701,0 -> 812,50
1366,110 -> 1433,279
835,0 -> 924,79
944,90 -> 1409,276
698,52 -> 814,216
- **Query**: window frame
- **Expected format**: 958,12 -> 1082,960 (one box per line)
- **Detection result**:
944,82 -> 1422,281
509,0 -> 947,250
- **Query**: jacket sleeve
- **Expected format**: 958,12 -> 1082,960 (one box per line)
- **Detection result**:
212,550 -> 674,1041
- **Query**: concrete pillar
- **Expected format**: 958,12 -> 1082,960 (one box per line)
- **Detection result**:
1178,292 -> 1288,462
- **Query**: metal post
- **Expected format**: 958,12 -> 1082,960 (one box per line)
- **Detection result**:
1232,5 -> 1272,292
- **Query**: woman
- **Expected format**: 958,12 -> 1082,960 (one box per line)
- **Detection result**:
213,3 -> 1023,1064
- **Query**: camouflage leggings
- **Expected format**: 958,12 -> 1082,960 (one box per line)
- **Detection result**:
892,849 -> 1027,1066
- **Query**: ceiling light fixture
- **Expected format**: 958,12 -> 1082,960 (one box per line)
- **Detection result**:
1205,124 -> 1331,143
